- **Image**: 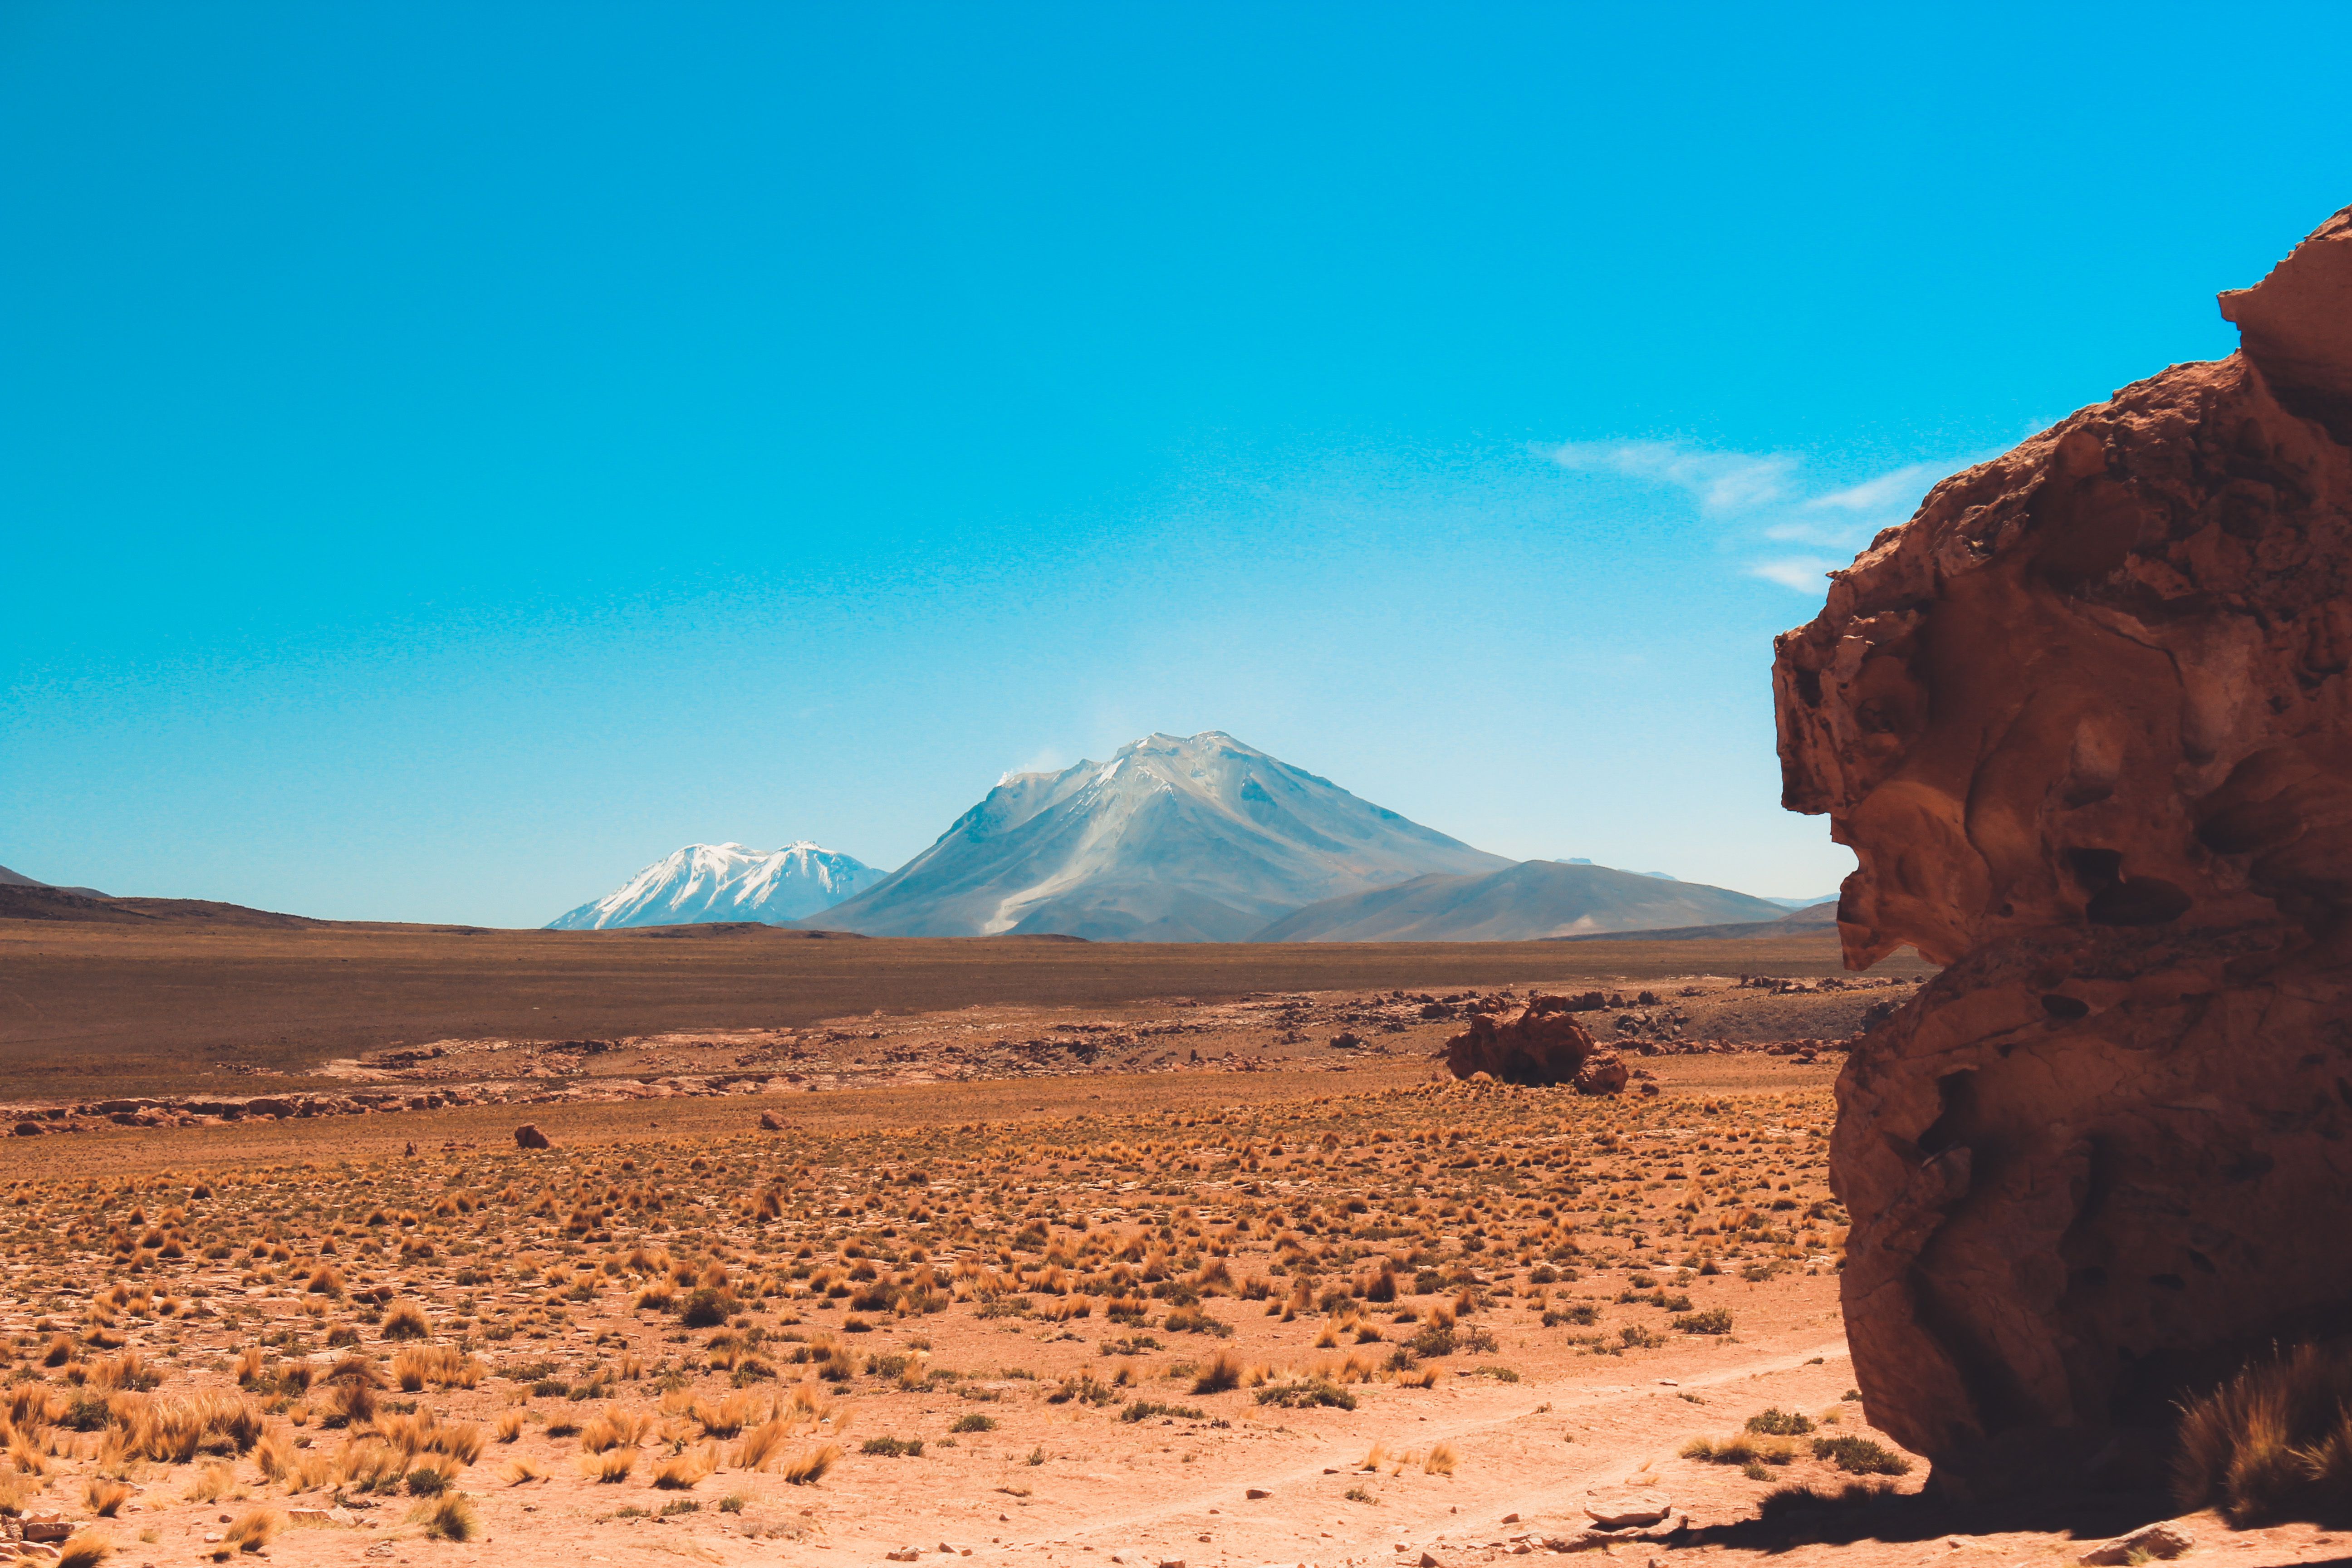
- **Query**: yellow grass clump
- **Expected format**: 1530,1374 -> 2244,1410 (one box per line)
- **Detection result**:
59,1533 -> 114,1568
392,1345 -> 484,1392
652,1442 -> 718,1489
2174,1340 -> 2352,1523
412,1495 -> 479,1541
777,1441 -> 840,1485
578,1448 -> 636,1483
213,1508 -> 282,1560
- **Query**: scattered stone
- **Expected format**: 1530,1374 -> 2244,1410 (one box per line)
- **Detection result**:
1245,1489 -> 1270,1500
1580,1499 -> 1669,1531
759,1110 -> 784,1130
2077,1524 -> 2194,1565
513,1123 -> 551,1149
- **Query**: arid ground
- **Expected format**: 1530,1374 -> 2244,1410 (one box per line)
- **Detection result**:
0,925 -> 2334,1567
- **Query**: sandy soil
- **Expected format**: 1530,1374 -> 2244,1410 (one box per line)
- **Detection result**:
0,919 -> 1931,1099
0,1041 -> 2335,1568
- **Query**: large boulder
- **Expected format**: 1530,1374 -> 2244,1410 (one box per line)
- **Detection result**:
1773,206 -> 2352,1483
1444,997 -> 1611,1086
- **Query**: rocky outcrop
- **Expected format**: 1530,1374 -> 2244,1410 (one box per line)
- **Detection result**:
1568,1047 -> 1629,1095
1443,997 -> 1615,1087
1774,206 -> 2352,1481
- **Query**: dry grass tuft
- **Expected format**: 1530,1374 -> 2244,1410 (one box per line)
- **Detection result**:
1423,1442 -> 1458,1476
219,1509 -> 282,1558
379,1302 -> 432,1341
578,1448 -> 636,1483
2174,1340 -> 2352,1524
652,1443 -> 718,1490
778,1442 -> 841,1485
1192,1352 -> 1242,1395
83,1478 -> 132,1517
412,1494 -> 480,1541
578,1407 -> 652,1453
392,1345 -> 483,1392
735,1420 -> 790,1471
183,1460 -> 238,1503
58,1533 -> 113,1568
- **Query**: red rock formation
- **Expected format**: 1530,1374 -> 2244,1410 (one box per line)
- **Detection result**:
1774,206 -> 2352,1484
1444,997 -> 1614,1088
1569,1048 -> 1629,1096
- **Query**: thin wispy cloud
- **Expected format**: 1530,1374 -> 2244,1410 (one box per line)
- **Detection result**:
1546,441 -> 1979,594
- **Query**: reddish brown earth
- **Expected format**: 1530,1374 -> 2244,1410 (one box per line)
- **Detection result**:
7,1056 -> 2345,1568
1774,205 -> 2352,1488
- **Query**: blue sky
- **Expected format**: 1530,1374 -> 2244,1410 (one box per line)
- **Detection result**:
5,4 -> 2348,926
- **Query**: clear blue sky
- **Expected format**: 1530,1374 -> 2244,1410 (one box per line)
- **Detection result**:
5,4 -> 2347,926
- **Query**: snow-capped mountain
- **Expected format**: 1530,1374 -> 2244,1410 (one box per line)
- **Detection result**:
548,842 -> 882,930
800,732 -> 1511,941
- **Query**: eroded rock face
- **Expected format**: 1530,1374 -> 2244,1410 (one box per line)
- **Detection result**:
1774,206 -> 2352,1474
1444,997 -> 1610,1087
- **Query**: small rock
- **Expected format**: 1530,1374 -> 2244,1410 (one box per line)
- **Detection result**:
514,1123 -> 551,1149
1420,1554 -> 1446,1568
759,1110 -> 785,1131
1500,1515 -> 1519,1525
2078,1524 -> 2194,1566
886,1552 -> 921,1563
1245,1489 -> 1270,1500
1582,1498 -> 1670,1530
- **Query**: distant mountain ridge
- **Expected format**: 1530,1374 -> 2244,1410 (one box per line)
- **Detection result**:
0,862 -> 109,898
799,731 -> 1511,941
1546,897 -> 1839,943
535,734 -> 1843,943
1250,859 -> 1792,942
549,842 -> 882,930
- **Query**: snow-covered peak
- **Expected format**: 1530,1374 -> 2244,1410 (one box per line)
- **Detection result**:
548,840 -> 883,930
803,730 -> 1508,941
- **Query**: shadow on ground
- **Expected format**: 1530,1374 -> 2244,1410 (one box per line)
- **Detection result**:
1685,1480 -> 2185,1554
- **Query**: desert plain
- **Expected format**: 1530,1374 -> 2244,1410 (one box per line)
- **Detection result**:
0,922 -> 2338,1568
